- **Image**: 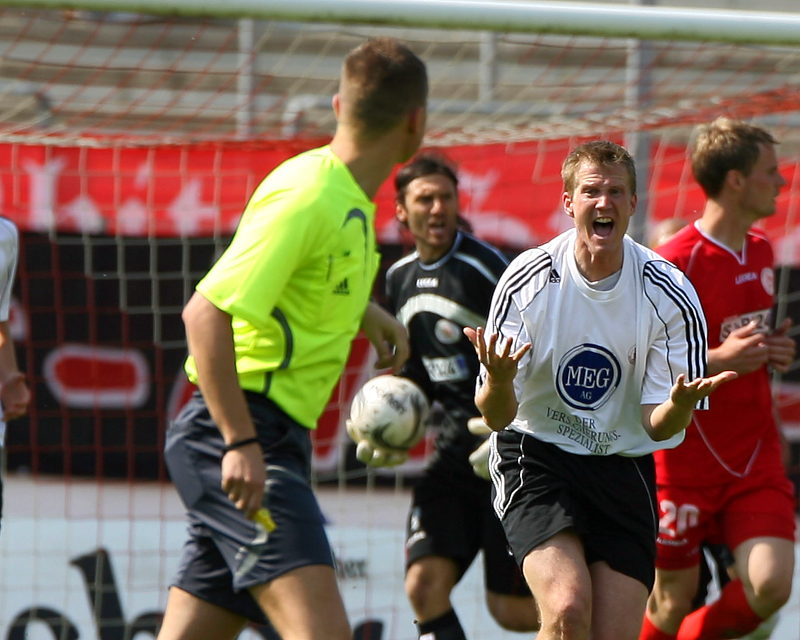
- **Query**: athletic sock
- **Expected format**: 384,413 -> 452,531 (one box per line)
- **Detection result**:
639,614 -> 677,640
416,609 -> 467,640
676,579 -> 763,640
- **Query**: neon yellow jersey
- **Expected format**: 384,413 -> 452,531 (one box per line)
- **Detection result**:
185,146 -> 380,428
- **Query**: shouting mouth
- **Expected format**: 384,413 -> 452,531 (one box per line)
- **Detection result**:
593,217 -> 614,238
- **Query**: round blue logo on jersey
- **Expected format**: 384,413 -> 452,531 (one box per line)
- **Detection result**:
556,344 -> 621,410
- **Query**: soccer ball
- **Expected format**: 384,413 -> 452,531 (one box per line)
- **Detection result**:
347,375 -> 430,452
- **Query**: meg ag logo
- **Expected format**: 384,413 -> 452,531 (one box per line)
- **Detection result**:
556,344 -> 621,410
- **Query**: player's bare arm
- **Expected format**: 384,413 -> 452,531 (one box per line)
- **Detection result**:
642,370 -> 738,441
361,301 -> 410,373
0,373 -> 28,420
766,317 -> 796,373
0,320 -> 29,419
182,291 -> 265,518
707,319 -> 770,376
464,326 -> 531,431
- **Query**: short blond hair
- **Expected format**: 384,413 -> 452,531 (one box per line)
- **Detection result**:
691,117 -> 778,198
561,140 -> 636,196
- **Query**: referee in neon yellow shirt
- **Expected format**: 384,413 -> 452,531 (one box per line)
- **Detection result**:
158,38 -> 428,640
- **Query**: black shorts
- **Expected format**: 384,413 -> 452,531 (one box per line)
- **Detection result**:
491,430 -> 658,590
406,470 -> 529,597
164,392 -> 334,623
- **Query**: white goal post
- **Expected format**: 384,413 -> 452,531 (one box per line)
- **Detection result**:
1,0 -> 800,45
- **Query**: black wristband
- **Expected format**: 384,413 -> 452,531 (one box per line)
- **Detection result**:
222,436 -> 260,453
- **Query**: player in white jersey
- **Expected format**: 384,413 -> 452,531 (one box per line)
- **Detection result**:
491,229 -> 705,456
0,218 -> 30,533
465,140 -> 736,640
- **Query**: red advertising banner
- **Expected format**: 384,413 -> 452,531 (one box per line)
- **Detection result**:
1,140 -> 796,256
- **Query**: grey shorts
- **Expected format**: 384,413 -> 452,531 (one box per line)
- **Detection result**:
491,430 -> 658,590
164,392 -> 334,623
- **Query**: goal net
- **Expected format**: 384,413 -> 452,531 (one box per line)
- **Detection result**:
1,3 -> 799,638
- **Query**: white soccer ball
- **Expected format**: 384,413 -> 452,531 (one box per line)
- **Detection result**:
348,375 -> 430,452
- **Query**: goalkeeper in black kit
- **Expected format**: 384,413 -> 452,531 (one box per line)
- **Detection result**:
368,153 -> 539,639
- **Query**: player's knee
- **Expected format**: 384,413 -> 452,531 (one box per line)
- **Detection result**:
748,574 -> 793,614
647,584 -> 694,623
404,563 -> 453,613
485,594 -> 540,632
541,599 -> 590,638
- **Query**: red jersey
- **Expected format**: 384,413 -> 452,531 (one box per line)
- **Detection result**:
654,221 -> 781,486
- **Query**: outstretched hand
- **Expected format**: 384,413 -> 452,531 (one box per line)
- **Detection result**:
645,369 -> 738,442
463,326 -> 531,384
671,370 -> 738,408
463,327 -> 531,431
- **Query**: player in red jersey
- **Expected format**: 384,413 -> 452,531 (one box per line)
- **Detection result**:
640,118 -> 797,640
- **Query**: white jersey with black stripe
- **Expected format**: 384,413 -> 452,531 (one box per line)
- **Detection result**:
482,228 -> 707,457
0,218 -> 19,322
0,218 -> 19,443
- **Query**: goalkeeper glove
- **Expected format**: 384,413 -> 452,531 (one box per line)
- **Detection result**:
468,438 -> 492,480
346,420 -> 408,468
467,416 -> 492,436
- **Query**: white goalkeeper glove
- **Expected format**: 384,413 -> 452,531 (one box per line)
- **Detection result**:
467,416 -> 492,436
346,420 -> 409,468
468,438 -> 492,480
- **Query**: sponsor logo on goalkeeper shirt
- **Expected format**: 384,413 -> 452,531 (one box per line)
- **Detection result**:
434,318 -> 461,344
422,354 -> 470,382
